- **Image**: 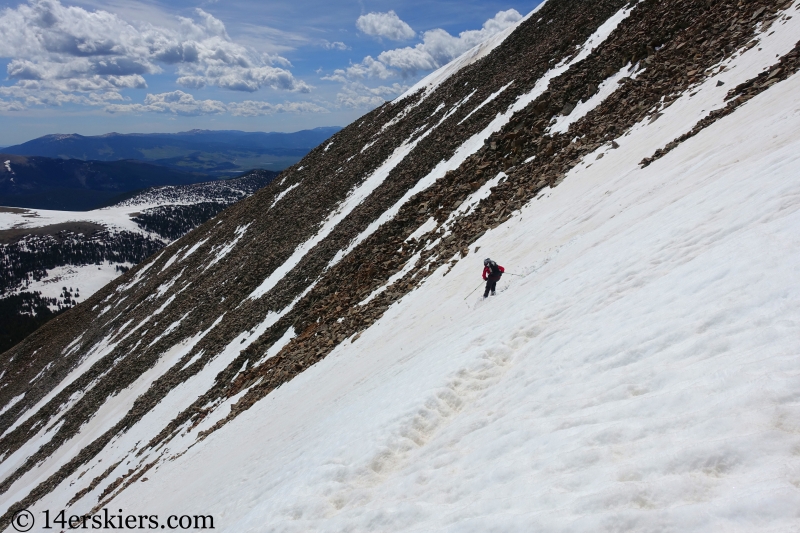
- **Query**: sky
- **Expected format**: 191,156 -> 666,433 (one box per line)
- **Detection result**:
0,0 -> 540,146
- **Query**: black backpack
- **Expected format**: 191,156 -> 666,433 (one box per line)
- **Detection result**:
488,261 -> 501,276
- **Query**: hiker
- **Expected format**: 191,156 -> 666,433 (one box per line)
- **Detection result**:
482,258 -> 504,298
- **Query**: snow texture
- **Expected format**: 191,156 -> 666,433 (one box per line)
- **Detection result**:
206,224 -> 250,270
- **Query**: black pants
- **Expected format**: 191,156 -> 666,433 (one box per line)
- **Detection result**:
483,279 -> 497,297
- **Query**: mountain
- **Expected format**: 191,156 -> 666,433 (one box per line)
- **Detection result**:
0,169 -> 276,353
0,154 -> 216,211
2,0 -> 800,530
3,127 -> 342,175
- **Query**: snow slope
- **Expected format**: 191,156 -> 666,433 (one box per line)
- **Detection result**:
104,68 -> 800,533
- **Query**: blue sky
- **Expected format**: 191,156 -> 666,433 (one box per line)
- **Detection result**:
0,0 -> 539,146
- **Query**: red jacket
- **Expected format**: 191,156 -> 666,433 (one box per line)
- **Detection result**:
482,264 -> 504,281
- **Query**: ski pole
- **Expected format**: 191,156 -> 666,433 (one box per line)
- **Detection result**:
464,281 -> 483,300
503,273 -> 525,277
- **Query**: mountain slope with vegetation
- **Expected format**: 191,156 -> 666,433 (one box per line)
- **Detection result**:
0,170 -> 275,353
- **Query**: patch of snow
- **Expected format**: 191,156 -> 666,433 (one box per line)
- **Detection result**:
549,64 -> 633,134
254,326 -> 296,366
406,217 -> 438,242
0,393 -> 24,416
442,172 -> 507,235
458,81 -> 514,125
152,282 -> 190,317
116,257 -> 159,293
180,350 -> 205,372
180,238 -> 209,263
271,183 -> 299,208
62,334 -> 83,356
11,262 -> 132,310
154,269 -> 184,299
147,311 -> 192,348
359,252 -> 421,306
249,130 -> 434,301
160,245 -> 186,273
206,224 -> 250,271
28,362 -> 52,383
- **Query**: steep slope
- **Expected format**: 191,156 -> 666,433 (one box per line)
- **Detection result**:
2,0 -> 800,530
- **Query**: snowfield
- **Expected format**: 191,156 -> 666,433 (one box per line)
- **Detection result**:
9,262 -> 133,301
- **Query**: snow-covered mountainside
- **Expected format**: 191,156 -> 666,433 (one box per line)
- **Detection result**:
2,0 -> 800,530
0,171 -> 275,352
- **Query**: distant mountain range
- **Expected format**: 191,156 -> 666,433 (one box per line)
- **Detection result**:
0,127 -> 340,210
0,154 -> 215,210
3,127 -> 341,175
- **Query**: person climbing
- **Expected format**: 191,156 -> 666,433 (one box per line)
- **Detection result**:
482,258 -> 504,298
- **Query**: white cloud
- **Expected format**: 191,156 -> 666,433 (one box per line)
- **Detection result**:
333,81 -> 407,109
322,56 -> 394,83
322,40 -> 350,51
0,83 -> 125,108
339,9 -> 522,81
0,0 -> 310,111
105,91 -> 226,115
320,9 -> 521,112
102,90 -> 327,117
379,9 -> 522,76
356,11 -> 415,41
0,100 -> 26,112
227,100 -> 328,116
